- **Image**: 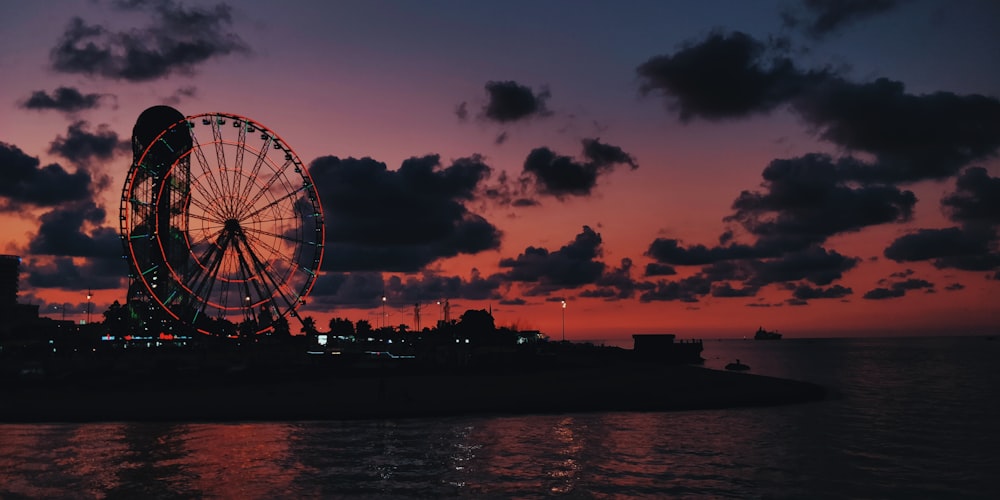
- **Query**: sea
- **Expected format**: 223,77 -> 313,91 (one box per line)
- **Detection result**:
1,336 -> 998,498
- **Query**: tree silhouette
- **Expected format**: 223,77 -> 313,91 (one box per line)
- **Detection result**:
300,316 -> 318,336
329,317 -> 355,337
356,319 -> 372,336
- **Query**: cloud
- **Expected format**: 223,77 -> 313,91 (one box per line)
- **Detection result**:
637,31 -> 816,121
646,238 -> 764,265
792,284 -> 853,299
794,78 -> 1000,182
385,268 -> 504,303
480,80 -> 551,123
27,201 -> 122,258
308,154 -> 502,272
48,121 -> 128,167
25,255 -> 127,291
782,0 -> 906,38
942,167 -> 1000,225
711,282 -> 760,298
50,1 -> 248,82
885,168 -> 1000,272
638,32 -> 1000,183
726,154 -> 917,249
20,86 -> 109,112
747,246 -> 859,286
0,142 -> 96,211
521,138 -> 638,198
644,262 -> 677,276
863,276 -> 934,300
581,258 -> 651,300
498,225 -> 606,294
639,275 -> 711,303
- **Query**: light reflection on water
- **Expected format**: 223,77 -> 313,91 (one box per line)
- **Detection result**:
2,337 -> 998,498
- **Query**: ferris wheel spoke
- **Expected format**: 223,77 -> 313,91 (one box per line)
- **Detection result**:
229,235 -> 272,323
210,117 -> 233,206
240,158 -> 296,214
240,183 -> 309,223
188,197 -> 227,223
236,135 -> 273,216
187,231 -> 233,318
187,210 -> 226,229
189,135 -> 233,215
231,123 -> 247,212
241,224 -> 305,245
235,229 -> 303,316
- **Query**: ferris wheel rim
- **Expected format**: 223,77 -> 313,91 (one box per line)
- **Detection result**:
121,111 -> 325,335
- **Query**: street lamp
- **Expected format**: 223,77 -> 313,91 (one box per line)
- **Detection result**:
561,300 -> 567,342
86,288 -> 92,324
382,295 -> 387,329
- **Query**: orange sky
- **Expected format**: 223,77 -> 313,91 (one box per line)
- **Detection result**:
1,1 -> 998,340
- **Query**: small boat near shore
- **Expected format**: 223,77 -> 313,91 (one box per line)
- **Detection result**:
725,359 -> 750,371
754,327 -> 782,340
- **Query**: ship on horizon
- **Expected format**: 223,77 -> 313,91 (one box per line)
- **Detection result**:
754,327 -> 782,340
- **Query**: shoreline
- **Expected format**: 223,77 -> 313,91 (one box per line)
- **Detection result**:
0,363 -> 826,423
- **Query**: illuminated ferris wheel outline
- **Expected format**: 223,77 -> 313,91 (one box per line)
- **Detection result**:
121,112 -> 324,334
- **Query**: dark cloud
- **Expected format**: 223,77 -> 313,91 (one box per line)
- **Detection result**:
638,32 -> 1000,183
0,142 -> 95,211
164,85 -> 198,105
480,80 -> 551,123
646,238 -> 764,265
48,121 -> 128,167
884,227 -> 993,266
521,138 -> 638,198
782,0 -> 905,38
306,271 -> 385,309
942,167 -> 1000,225
885,169 -> 1000,272
794,78 -> 1000,182
644,262 -> 677,276
711,282 -> 759,298
309,154 -> 502,272
20,86 -> 108,112
748,246 -> 859,286
726,154 -> 916,249
50,1 -> 248,82
581,258 -> 650,300
455,101 -> 469,121
792,284 -> 852,300
24,255 -> 126,291
498,226 -> 605,294
862,287 -> 903,300
639,275 -> 711,303
637,31 -> 817,121
306,269 -> 505,311
863,276 -> 933,300
386,268 -> 504,303
944,283 -> 965,291
27,201 -> 122,258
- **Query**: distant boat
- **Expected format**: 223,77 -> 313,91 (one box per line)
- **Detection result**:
754,327 -> 782,340
725,359 -> 750,371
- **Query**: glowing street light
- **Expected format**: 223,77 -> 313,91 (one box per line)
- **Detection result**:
561,300 -> 567,342
86,288 -> 92,324
382,295 -> 387,329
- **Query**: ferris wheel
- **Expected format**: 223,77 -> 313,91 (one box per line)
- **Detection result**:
120,110 -> 324,335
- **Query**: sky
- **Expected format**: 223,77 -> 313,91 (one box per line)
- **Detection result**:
1,0 -> 998,340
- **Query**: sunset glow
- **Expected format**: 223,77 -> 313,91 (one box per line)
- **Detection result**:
1,0 -> 998,341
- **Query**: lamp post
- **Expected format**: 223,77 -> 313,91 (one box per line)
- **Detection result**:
561,300 -> 567,342
86,288 -> 92,324
382,295 -> 387,329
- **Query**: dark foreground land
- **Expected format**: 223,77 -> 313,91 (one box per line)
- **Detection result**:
0,359 -> 826,422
